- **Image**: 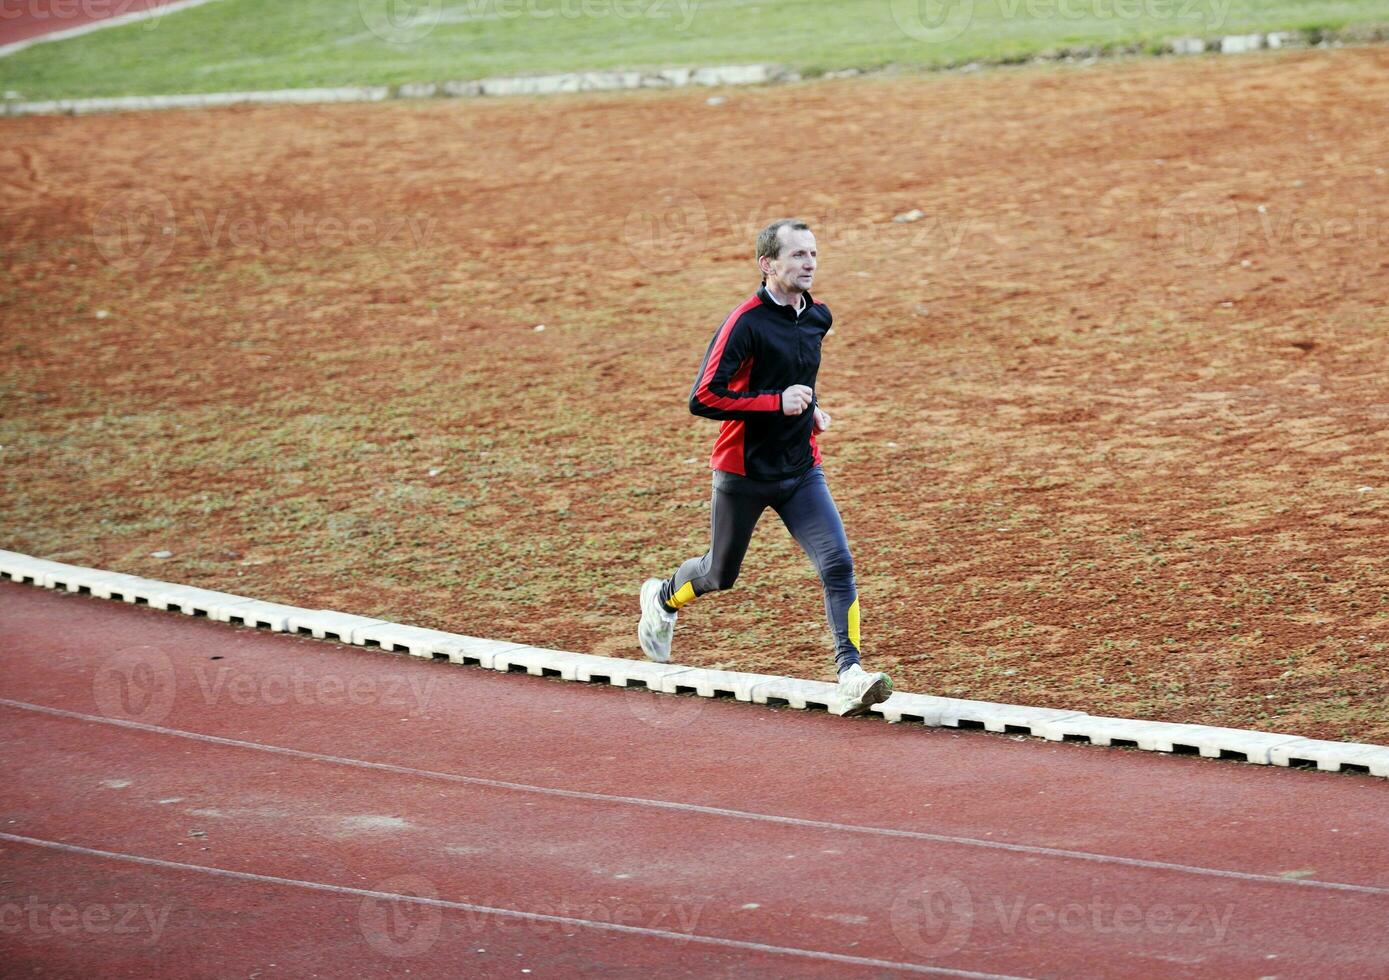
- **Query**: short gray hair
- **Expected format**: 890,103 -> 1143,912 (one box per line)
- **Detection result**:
756,218 -> 811,282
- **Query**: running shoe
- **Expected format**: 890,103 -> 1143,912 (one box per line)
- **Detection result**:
835,663 -> 893,717
638,578 -> 677,663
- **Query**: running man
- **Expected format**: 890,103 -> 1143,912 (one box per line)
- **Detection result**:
638,218 -> 893,718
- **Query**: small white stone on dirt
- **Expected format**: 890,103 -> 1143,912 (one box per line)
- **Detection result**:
150,550 -> 172,559
533,324 -> 545,332
706,96 -> 726,105
95,309 -> 109,319
893,209 -> 925,223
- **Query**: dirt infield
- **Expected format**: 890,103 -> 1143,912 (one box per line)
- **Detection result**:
2,47 -> 1387,741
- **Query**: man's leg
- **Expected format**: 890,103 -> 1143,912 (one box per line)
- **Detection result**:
775,466 -> 891,717
638,472 -> 769,662
662,474 -> 769,611
774,466 -> 862,673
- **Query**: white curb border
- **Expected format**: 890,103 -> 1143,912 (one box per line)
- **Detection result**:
3,547 -> 1386,778
3,27 -> 1385,117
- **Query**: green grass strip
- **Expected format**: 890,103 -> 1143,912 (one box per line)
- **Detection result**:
2,0 -> 1388,101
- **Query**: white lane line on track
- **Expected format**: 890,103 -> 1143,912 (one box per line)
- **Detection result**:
0,832 -> 1028,979
0,0 -> 226,60
3,697 -> 1387,899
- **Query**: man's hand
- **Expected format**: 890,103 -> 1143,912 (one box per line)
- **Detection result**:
781,384 -> 814,416
813,407 -> 831,433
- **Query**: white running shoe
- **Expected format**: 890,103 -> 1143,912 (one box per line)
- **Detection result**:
638,578 -> 677,663
835,663 -> 893,717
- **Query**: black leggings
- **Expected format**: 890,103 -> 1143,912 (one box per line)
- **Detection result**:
659,464 -> 861,673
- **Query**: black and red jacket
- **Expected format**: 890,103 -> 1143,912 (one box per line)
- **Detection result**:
688,285 -> 831,481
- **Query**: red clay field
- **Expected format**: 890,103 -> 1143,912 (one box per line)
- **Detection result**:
2,45 -> 1387,741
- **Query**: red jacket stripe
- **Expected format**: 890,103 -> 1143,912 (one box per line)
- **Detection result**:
693,295 -> 781,414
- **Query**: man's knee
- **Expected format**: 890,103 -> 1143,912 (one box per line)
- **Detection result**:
709,565 -> 741,592
819,549 -> 855,587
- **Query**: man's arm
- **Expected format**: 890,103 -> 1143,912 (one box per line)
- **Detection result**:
688,312 -> 786,421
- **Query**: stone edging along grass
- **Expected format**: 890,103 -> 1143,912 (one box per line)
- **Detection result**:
2,548 -> 1385,778
2,25 -> 1386,117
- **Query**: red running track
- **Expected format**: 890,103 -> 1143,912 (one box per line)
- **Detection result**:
0,0 -> 201,47
1,580 -> 1388,978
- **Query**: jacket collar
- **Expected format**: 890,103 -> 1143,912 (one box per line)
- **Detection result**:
757,284 -> 812,319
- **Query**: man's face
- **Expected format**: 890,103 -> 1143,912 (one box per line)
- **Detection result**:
762,227 -> 817,294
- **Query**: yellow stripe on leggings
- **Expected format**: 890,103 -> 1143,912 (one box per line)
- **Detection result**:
668,582 -> 697,610
848,598 -> 861,650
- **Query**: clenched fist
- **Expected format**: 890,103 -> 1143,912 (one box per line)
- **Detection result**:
813,407 -> 831,433
781,384 -> 814,416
